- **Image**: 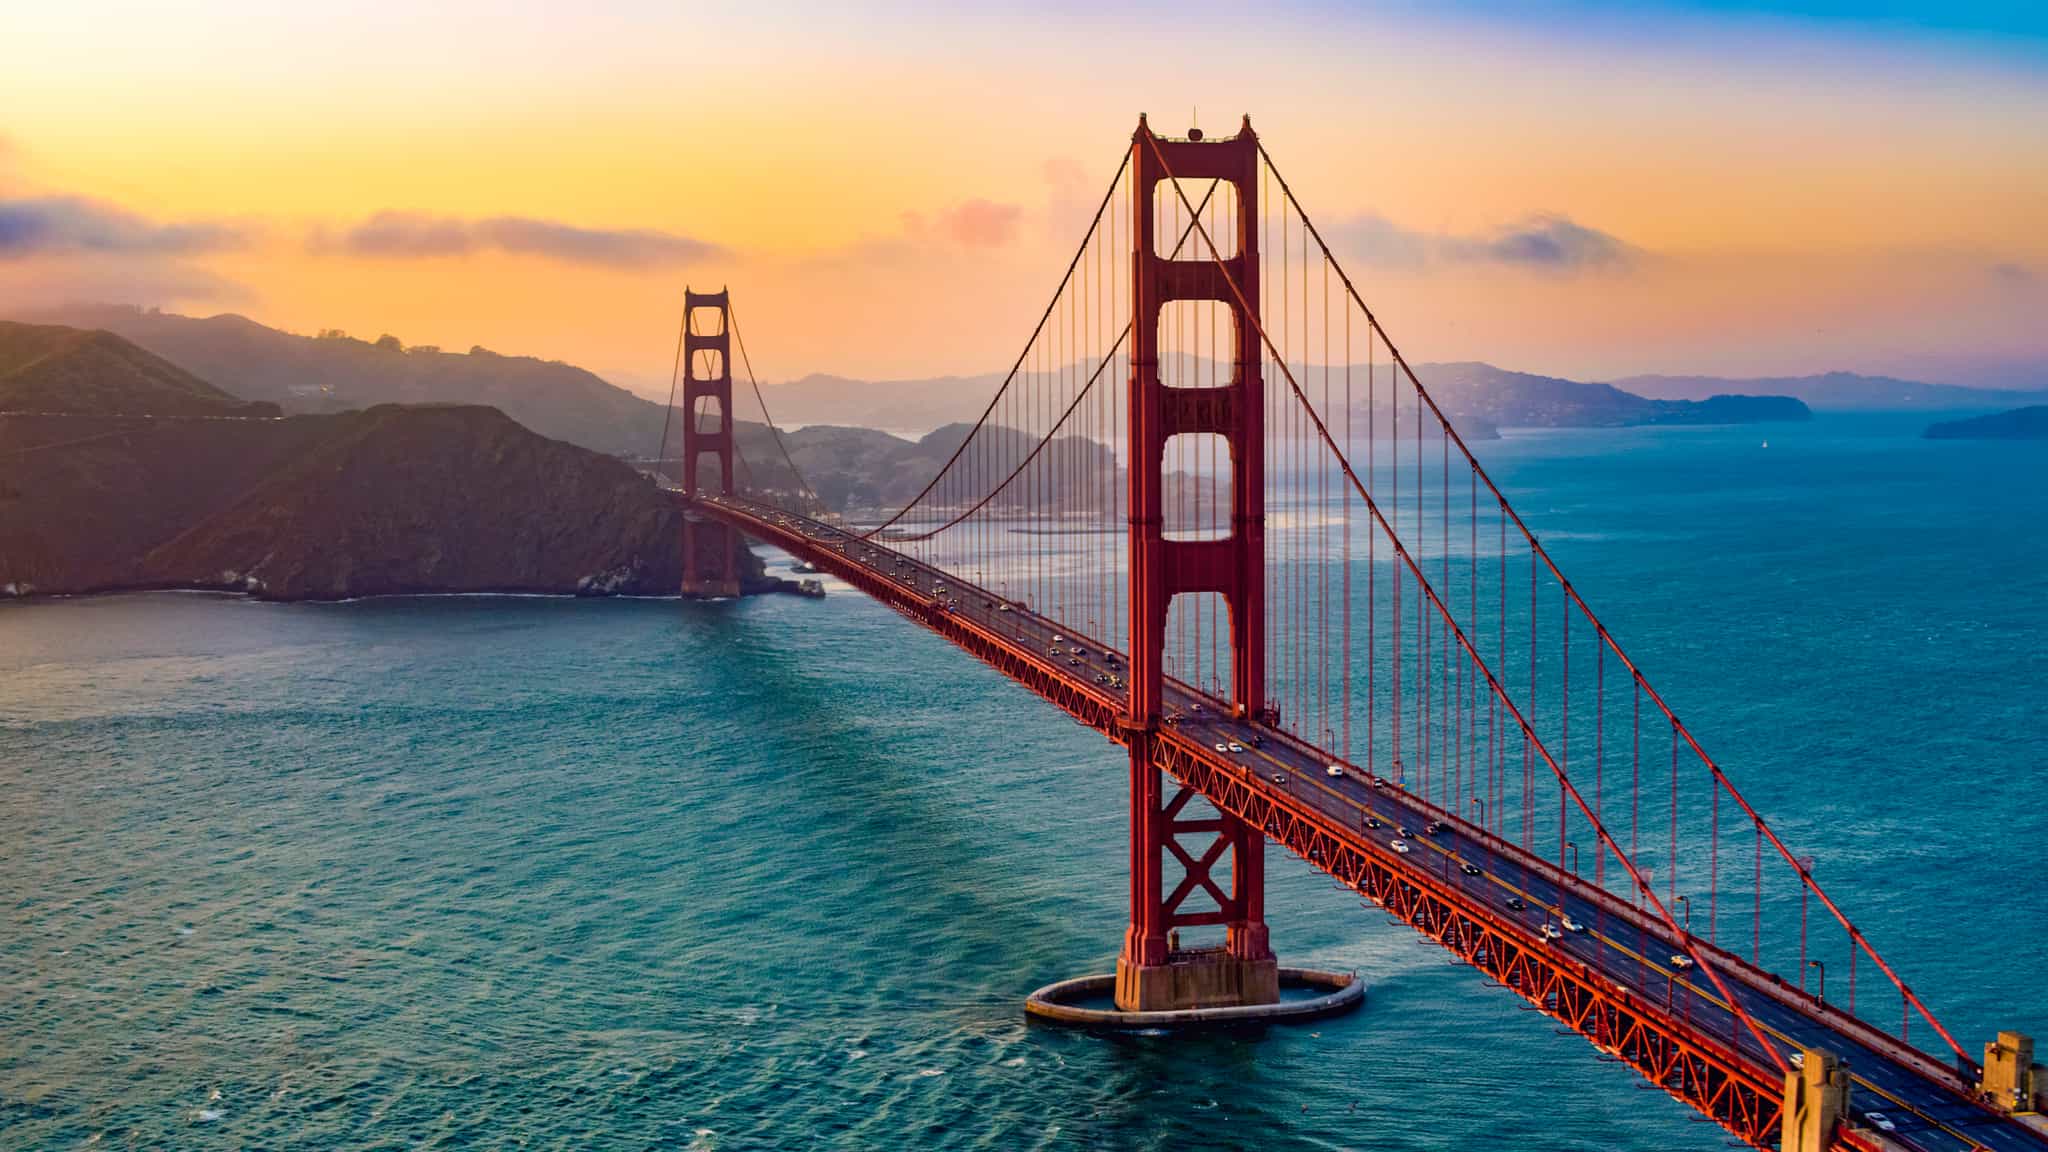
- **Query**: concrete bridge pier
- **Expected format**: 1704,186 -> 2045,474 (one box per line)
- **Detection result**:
1114,738 -> 1279,1012
681,512 -> 741,600
1779,1047 -> 1850,1152
1982,1031 -> 2047,1134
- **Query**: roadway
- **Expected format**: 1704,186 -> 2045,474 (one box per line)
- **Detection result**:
695,492 -> 2043,1152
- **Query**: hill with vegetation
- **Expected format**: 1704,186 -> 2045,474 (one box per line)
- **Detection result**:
1923,406 -> 2048,440
1410,362 -> 1809,428
1610,370 -> 2047,412
0,321 -> 279,418
0,333 -> 767,599
14,304 -> 661,455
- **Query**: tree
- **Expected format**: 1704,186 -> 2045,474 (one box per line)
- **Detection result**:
375,334 -> 402,352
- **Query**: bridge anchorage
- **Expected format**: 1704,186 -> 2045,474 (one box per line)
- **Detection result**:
671,112 -> 2048,1149
679,288 -> 741,598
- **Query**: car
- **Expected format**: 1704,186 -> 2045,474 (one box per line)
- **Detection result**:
1504,896 -> 1528,912
1068,657 -> 1084,666
1071,647 -> 1088,657
1248,734 -> 1263,747
997,603 -> 1012,613
1227,742 -> 1244,754
1865,1113 -> 1896,1133
1326,764 -> 1345,778
1460,863 -> 1482,876
1192,702 -> 1205,713
1389,839 -> 1411,854
1371,778 -> 1389,791
1425,820 -> 1446,836
1539,923 -> 1563,941
1365,817 -> 1383,830
1668,954 -> 1694,971
1397,826 -> 1413,838
1214,743 -> 1230,753
1270,773 -> 1288,785
1053,635 -> 1064,643
1560,914 -> 1586,934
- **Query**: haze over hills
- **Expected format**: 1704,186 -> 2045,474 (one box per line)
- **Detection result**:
756,371 -> 1009,433
1923,405 -> 2048,440
28,304 -> 2039,460
1409,362 -> 1809,429
0,325 -> 765,599
1608,371 -> 2048,411
1,320 -> 279,419
15,303 -> 667,456
763,360 -> 1807,437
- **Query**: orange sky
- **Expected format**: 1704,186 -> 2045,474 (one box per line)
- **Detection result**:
2,2 -> 2043,392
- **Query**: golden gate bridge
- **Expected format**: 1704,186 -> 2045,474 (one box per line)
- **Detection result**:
654,116 -> 2043,1152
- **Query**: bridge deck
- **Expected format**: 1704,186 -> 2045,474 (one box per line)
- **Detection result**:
690,492 -> 2043,1152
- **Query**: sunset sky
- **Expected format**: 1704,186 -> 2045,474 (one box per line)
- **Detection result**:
3,1 -> 2043,393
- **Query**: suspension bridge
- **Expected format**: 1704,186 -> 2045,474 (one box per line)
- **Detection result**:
654,117 -> 2043,1152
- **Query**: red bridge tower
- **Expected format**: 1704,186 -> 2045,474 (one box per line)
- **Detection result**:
1117,116 -> 1278,1011
680,288 -> 741,599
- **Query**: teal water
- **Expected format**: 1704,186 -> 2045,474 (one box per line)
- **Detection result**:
3,414 -> 2043,1150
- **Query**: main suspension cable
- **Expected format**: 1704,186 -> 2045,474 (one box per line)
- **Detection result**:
727,299 -> 822,514
855,150 -> 1132,539
1146,129 -> 1790,1079
1254,139 -> 1966,1066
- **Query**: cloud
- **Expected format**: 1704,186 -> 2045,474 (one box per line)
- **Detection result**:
1990,261 -> 2032,284
936,199 -> 1023,248
1043,156 -> 1088,203
1325,213 -> 1437,269
326,212 -> 721,268
1327,211 -> 1637,274
1451,214 -> 1634,270
0,196 -> 253,258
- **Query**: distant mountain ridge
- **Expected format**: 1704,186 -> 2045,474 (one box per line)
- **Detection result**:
0,320 -> 278,419
14,304 -> 665,455
1411,362 -> 1810,429
0,324 -> 766,600
766,360 -> 1808,435
1608,370 -> 2048,412
762,370 -> 1008,433
20,305 -> 2020,450
1923,406 -> 2048,440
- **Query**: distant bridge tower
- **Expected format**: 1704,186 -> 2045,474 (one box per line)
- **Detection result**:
681,288 -> 741,599
1117,115 -> 1278,1011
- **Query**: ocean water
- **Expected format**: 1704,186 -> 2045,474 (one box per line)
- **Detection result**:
2,413 -> 2043,1151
